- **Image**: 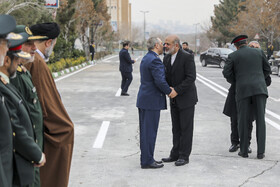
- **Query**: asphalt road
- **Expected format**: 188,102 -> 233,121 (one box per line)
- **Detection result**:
55,51 -> 280,187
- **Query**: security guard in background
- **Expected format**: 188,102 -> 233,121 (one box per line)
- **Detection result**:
10,25 -> 48,187
223,35 -> 271,159
0,14 -> 18,187
0,31 -> 46,186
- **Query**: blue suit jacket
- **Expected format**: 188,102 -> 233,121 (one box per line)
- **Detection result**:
119,48 -> 134,72
137,51 -> 171,110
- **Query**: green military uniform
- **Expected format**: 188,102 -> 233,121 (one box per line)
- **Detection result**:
0,14 -> 18,187
223,45 -> 271,156
0,74 -> 42,187
0,92 -> 13,187
10,65 -> 43,187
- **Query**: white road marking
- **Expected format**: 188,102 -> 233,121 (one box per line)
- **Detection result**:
196,77 -> 228,97
269,97 -> 280,102
115,88 -> 121,97
197,74 -> 280,131
266,109 -> 280,121
135,56 -> 142,61
265,118 -> 280,130
103,55 -> 119,62
93,121 -> 110,149
197,73 -> 228,93
55,65 -> 94,82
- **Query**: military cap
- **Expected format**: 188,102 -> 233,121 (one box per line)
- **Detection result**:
9,33 -> 28,48
14,25 -> 48,40
0,14 -> 16,38
8,45 -> 31,60
8,33 -> 31,60
30,22 -> 60,40
231,35 -> 248,44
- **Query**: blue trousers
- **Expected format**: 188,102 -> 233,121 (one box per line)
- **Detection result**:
138,108 -> 160,166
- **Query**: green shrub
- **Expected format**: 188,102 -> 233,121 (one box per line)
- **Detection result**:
48,56 -> 86,72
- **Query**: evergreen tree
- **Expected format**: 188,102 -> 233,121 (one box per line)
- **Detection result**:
211,0 -> 240,45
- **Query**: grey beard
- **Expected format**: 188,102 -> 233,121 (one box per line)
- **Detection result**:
45,45 -> 54,60
0,55 -> 4,66
27,56 -> 35,63
165,46 -> 175,55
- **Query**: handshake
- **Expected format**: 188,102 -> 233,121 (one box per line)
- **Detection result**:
168,87 -> 178,98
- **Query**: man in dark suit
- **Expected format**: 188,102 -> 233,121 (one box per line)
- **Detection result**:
223,35 -> 271,159
182,42 -> 194,55
162,35 -> 198,166
137,37 -> 175,169
119,41 -> 135,96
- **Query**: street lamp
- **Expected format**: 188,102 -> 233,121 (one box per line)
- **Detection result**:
194,23 -> 200,55
140,10 -> 149,50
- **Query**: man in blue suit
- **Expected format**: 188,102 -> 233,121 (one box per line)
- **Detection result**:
136,37 -> 176,169
119,41 -> 135,96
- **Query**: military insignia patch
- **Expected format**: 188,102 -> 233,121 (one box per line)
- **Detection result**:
25,26 -> 33,35
17,66 -> 22,72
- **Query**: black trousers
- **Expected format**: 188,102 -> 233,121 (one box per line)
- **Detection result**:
170,104 -> 195,160
230,116 -> 253,145
120,71 -> 133,93
91,53 -> 95,61
237,94 -> 267,155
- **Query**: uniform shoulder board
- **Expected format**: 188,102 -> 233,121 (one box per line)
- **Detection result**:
21,65 -> 27,73
17,66 -> 23,72
0,76 -> 7,85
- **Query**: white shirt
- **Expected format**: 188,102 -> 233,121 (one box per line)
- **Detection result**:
171,51 -> 178,66
36,49 -> 48,62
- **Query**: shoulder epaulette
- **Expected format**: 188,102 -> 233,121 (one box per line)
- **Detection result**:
17,66 -> 23,72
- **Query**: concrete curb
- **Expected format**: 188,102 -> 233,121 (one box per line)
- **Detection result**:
52,61 -> 95,78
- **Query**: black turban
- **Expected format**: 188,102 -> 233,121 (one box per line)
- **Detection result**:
30,22 -> 60,40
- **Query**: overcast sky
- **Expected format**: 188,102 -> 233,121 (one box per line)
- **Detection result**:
130,0 -> 220,26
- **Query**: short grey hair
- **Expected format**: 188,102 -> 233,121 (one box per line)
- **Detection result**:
248,41 -> 260,46
147,37 -> 161,51
173,37 -> 180,46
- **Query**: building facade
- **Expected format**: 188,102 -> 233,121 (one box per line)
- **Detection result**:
106,0 -> 131,40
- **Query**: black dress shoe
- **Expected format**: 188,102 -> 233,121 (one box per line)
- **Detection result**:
141,162 -> 164,169
257,153 -> 265,159
229,144 -> 239,152
121,92 -> 129,96
238,152 -> 248,158
162,157 -> 177,162
175,159 -> 189,166
248,146 -> 252,154
155,160 -> 163,164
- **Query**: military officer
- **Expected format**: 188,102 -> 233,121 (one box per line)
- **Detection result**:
0,14 -> 17,187
10,25 -> 48,187
223,35 -> 271,159
0,33 -> 46,186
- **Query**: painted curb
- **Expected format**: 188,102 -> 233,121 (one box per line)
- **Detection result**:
52,61 -> 94,78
